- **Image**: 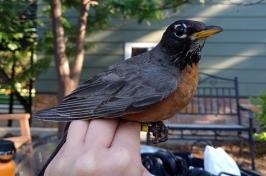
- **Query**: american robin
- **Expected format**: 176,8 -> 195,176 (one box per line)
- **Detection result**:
34,20 -> 222,175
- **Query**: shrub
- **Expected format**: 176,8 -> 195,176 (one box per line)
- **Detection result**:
251,93 -> 266,141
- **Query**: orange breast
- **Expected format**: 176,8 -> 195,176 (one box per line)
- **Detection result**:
125,63 -> 199,122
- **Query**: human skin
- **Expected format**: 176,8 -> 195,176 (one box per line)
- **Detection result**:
44,119 -> 152,176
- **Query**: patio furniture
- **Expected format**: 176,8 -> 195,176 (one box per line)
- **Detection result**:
0,94 -> 26,114
0,113 -> 31,148
148,73 -> 256,170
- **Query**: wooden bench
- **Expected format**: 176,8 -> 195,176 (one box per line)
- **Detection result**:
160,73 -> 256,170
0,113 -> 31,148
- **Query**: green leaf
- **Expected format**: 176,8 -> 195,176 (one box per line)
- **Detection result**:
60,16 -> 72,29
7,43 -> 19,50
251,92 -> 266,130
13,32 -> 24,39
254,132 -> 266,141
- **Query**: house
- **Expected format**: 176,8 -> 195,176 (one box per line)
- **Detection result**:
35,0 -> 266,97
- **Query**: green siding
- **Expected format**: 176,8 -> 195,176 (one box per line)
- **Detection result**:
202,43 -> 266,57
85,30 -> 266,43
201,56 -> 266,70
201,69 -> 266,84
35,67 -> 108,92
35,1 -> 266,96
85,42 -> 124,55
38,67 -> 106,80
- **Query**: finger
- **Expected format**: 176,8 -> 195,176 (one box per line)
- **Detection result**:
143,168 -> 154,176
65,120 -> 90,148
85,118 -> 119,148
45,144 -> 67,176
111,121 -> 141,152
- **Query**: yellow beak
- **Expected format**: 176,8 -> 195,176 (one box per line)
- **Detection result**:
191,26 -> 223,40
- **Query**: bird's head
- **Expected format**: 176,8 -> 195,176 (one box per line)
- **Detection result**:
159,20 -> 222,69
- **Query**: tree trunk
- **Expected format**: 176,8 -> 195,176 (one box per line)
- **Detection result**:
51,0 -> 73,100
71,0 -> 91,87
51,0 -> 73,135
51,0 -> 91,98
50,0 -> 91,135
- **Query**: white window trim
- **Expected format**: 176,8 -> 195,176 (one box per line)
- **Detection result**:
124,42 -> 157,60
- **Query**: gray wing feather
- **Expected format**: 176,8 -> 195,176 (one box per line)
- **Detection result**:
34,53 -> 178,121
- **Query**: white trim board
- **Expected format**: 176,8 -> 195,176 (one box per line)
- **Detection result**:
124,42 -> 156,60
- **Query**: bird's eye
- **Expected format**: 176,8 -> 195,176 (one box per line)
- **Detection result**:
174,24 -> 187,39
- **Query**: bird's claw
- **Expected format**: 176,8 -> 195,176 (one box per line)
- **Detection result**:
148,121 -> 168,144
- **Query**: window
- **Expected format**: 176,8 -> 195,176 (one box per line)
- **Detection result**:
124,42 -> 156,60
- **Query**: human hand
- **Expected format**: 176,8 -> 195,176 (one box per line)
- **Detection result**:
44,119 -> 152,176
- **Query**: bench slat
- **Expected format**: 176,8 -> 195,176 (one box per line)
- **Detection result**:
166,124 -> 249,131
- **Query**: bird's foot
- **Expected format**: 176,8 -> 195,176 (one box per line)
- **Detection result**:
148,121 -> 168,144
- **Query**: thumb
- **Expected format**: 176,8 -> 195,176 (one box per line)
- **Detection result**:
142,168 -> 155,176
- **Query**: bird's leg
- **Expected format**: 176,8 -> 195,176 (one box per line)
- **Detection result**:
149,121 -> 168,143
141,121 -> 168,144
